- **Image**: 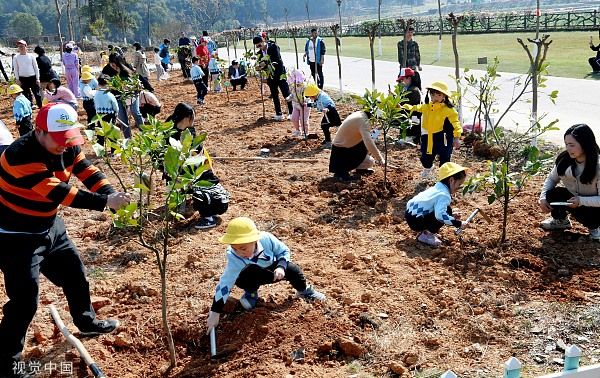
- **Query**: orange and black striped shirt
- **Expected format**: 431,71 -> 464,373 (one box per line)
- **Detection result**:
0,133 -> 115,233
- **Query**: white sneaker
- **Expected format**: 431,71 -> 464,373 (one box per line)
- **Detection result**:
589,227 -> 600,241
291,130 -> 301,137
287,114 -> 292,120
417,231 -> 442,247
420,168 -> 432,178
273,115 -> 284,121
541,217 -> 572,230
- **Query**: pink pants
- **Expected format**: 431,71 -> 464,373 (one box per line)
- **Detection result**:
291,104 -> 310,133
65,67 -> 80,97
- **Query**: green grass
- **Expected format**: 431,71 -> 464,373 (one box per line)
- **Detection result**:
270,31 -> 599,80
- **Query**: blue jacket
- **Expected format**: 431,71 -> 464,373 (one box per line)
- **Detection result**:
13,94 -> 32,122
304,37 -> 326,65
159,43 -> 170,65
190,64 -> 204,81
313,91 -> 335,112
211,232 -> 291,312
93,89 -> 119,114
406,182 -> 460,227
79,78 -> 98,101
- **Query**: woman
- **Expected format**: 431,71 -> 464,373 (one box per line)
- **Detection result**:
107,53 -> 143,135
164,103 -> 229,230
397,67 -> 422,144
62,43 -> 80,97
132,42 -> 154,92
539,124 -> 600,240
34,46 -> 56,99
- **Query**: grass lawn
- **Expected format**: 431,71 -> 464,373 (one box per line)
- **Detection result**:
267,31 -> 599,80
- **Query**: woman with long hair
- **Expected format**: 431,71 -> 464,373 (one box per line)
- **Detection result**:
539,124 -> 600,240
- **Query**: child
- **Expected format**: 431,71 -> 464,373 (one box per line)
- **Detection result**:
7,84 -> 33,136
206,217 -> 326,334
190,56 -> 207,105
62,43 -> 80,97
403,81 -> 462,178
405,162 -> 467,247
80,69 -> 98,125
304,83 -> 341,148
208,52 -> 221,92
44,77 -> 78,110
99,51 -> 109,68
285,68 -> 312,138
139,90 -> 162,120
153,47 -> 166,81
93,75 -> 119,145
538,124 -> 600,240
164,103 -> 229,229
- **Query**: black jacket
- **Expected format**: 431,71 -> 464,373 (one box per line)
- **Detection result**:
228,65 -> 246,79
258,41 -> 286,79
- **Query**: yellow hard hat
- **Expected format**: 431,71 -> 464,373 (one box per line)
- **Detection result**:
81,71 -> 94,81
81,65 -> 92,72
7,84 -> 23,95
303,83 -> 320,97
438,162 -> 466,181
426,81 -> 451,97
218,217 -> 261,245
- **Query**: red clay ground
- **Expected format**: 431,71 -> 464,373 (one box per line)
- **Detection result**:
0,69 -> 599,378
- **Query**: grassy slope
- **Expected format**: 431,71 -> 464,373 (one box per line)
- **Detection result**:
271,31 -> 599,79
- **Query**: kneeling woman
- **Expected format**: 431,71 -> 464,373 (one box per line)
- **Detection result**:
328,111 -> 385,181
538,124 -> 600,240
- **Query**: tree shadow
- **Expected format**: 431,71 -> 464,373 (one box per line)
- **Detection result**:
259,136 -> 326,159
220,117 -> 273,135
584,72 -> 600,80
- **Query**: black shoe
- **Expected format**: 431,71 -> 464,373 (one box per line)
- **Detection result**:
355,168 -> 374,175
306,133 -> 318,139
195,216 -> 218,230
334,172 -> 356,182
78,319 -> 120,337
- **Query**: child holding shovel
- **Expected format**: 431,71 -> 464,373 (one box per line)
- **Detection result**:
405,162 -> 468,247
206,217 -> 326,334
304,83 -> 341,148
403,81 -> 462,179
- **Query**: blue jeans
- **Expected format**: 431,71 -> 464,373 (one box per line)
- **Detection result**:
117,96 -> 143,138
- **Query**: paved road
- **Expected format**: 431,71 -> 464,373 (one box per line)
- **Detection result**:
220,47 -> 599,146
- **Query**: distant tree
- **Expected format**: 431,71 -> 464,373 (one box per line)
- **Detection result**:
8,13 -> 43,38
89,16 -> 109,46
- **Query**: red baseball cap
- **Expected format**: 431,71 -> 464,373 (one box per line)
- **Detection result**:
397,67 -> 415,82
35,103 -> 85,147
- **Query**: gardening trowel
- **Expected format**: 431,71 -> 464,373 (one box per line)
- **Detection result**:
455,208 -> 492,235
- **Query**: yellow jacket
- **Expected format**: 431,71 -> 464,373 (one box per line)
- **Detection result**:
404,102 -> 461,154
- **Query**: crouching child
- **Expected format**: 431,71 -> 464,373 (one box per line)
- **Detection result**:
206,217 -> 326,334
405,162 -> 467,247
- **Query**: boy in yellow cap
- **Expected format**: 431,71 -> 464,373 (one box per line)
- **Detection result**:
7,84 -> 33,136
305,83 -> 341,148
206,217 -> 325,334
403,81 -> 462,178
405,162 -> 467,247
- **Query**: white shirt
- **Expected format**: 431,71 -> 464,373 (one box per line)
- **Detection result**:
0,120 -> 14,146
13,53 -> 39,80
307,40 -> 316,63
231,68 -> 240,79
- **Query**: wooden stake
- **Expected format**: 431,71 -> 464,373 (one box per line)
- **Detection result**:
212,156 -> 320,163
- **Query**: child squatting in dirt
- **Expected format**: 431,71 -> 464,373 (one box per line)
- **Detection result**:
405,162 -> 468,247
206,217 -> 326,334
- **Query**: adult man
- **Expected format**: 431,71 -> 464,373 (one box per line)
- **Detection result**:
12,40 -> 41,109
397,27 -> 422,71
0,103 -> 130,378
253,36 -> 293,121
303,28 -> 326,89
228,60 -> 247,91
178,32 -> 192,79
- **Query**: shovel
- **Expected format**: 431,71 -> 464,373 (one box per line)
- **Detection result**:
455,208 -> 492,235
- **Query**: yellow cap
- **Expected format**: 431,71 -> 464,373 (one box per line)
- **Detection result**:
438,162 -> 466,181
218,217 -> 261,244
81,65 -> 92,72
303,83 -> 320,97
7,84 -> 23,95
81,71 -> 94,81
426,81 -> 451,97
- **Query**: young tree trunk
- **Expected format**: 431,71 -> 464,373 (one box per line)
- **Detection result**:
226,37 -> 231,65
437,0 -> 443,61
333,27 -> 343,95
232,33 -> 237,59
54,0 -> 64,62
368,27 -> 377,91
449,15 -> 462,122
383,129 -> 388,189
159,259 -> 177,370
66,0 -> 75,42
76,0 -> 84,64
292,30 -> 299,69
378,0 -> 382,56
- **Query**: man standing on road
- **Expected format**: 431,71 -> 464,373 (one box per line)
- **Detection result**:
12,40 -> 42,109
0,103 -> 130,378
253,35 -> 293,121
303,28 -> 326,89
397,27 -> 422,72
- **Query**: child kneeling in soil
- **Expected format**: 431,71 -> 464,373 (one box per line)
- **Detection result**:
538,124 -> 600,241
206,217 -> 326,333
405,162 -> 467,247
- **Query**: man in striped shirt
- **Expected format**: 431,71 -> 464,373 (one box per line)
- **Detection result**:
0,103 -> 130,378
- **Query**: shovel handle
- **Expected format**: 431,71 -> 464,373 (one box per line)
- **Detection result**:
455,209 -> 480,235
210,327 -> 217,357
